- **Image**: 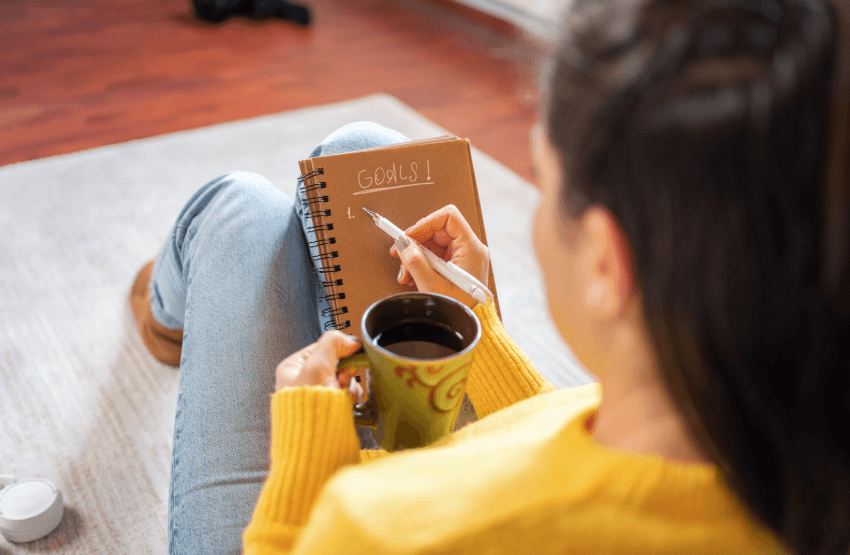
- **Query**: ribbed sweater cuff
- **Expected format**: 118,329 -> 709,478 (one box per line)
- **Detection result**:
248,387 -> 361,535
466,301 -> 556,417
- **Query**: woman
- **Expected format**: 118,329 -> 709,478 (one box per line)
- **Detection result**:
131,0 -> 849,552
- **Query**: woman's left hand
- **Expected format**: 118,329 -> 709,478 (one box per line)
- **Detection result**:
274,331 -> 363,403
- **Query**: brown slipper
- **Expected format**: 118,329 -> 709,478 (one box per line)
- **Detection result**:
130,261 -> 183,367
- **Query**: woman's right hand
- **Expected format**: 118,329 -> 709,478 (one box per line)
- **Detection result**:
389,204 -> 490,308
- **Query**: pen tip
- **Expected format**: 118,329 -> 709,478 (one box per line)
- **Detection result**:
362,207 -> 378,221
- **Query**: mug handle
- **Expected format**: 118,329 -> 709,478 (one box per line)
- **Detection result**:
337,351 -> 378,428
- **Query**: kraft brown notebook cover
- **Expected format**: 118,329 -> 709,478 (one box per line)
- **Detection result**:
298,136 -> 498,333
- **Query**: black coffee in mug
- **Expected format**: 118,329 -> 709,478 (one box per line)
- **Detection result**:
373,319 -> 464,359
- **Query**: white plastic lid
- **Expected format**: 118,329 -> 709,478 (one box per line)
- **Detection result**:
0,478 -> 63,543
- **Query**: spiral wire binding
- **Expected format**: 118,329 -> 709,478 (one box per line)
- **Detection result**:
303,195 -> 328,207
312,251 -> 338,261
317,278 -> 343,288
299,166 -> 350,330
322,306 -> 349,318
306,208 -> 331,218
307,222 -> 334,232
315,264 -> 342,275
297,168 -> 324,182
302,181 -> 326,193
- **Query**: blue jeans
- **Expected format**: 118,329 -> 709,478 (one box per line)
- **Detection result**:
150,122 -> 410,555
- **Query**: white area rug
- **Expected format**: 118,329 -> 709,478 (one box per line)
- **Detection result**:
0,94 -> 591,554
453,0 -> 567,40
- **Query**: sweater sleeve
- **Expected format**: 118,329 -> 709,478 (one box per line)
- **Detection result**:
243,386 -> 362,554
464,300 -> 557,418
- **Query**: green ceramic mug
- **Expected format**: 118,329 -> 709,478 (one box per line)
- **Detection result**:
338,292 -> 482,452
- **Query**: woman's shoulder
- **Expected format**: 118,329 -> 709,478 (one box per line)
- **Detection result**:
312,379 -> 778,553
384,381 -> 774,549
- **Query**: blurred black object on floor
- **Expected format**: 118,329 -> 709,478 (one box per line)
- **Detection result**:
192,0 -> 311,25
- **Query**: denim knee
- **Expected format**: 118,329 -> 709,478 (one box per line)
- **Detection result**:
215,171 -> 288,205
213,171 -> 295,221
169,171 -> 295,272
308,122 -> 410,158
177,170 -> 284,223
210,172 -> 298,241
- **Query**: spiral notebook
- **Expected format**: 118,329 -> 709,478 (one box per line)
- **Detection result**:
297,136 -> 498,333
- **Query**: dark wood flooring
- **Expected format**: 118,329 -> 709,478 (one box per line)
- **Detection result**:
0,0 -> 547,180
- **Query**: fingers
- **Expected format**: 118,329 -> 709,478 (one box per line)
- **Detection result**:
407,204 -> 477,245
395,235 -> 425,285
274,343 -> 316,392
397,263 -> 411,285
337,368 -> 366,404
387,205 -> 490,303
394,236 -> 442,286
390,209 -> 489,290
397,264 -> 417,288
388,205 -> 476,254
275,332 -> 361,392
396,239 -> 474,306
314,331 -> 361,386
319,329 -> 361,359
397,240 -> 437,289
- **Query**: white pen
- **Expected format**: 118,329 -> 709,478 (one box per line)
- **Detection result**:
362,207 -> 494,306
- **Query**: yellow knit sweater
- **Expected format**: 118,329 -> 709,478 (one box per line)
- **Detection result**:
243,302 -> 780,554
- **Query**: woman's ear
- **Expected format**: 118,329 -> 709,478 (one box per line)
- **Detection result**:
530,124 -> 560,192
579,206 -> 636,318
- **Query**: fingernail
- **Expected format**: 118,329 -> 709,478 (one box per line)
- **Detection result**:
398,267 -> 405,281
394,235 -> 409,252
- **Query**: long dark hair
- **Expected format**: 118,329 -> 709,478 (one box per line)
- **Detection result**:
545,0 -> 850,553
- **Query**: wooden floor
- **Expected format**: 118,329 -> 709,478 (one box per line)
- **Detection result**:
0,0 -> 547,180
